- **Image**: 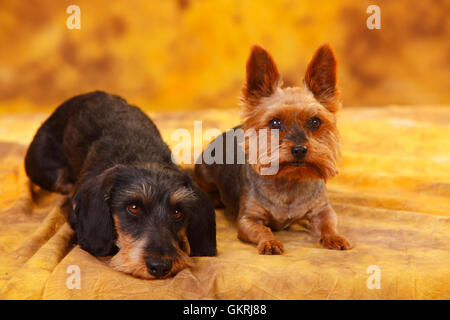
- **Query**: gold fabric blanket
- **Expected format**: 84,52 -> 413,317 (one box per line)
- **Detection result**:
0,106 -> 449,299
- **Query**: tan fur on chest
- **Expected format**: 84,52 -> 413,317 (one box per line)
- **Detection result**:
245,171 -> 328,230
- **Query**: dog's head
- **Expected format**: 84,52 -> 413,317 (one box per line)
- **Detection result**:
241,44 -> 341,181
71,163 -> 216,279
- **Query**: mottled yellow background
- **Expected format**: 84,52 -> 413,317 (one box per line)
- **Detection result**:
1,0 -> 450,300
0,0 -> 449,112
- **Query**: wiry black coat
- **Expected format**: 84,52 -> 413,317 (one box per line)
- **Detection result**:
25,91 -> 216,259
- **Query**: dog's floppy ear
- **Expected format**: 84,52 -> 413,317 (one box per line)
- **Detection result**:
186,183 -> 217,256
71,166 -> 121,257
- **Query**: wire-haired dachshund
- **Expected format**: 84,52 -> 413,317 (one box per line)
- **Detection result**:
25,91 -> 216,279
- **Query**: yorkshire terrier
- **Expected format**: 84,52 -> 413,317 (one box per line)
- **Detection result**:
25,91 -> 216,279
195,44 -> 351,254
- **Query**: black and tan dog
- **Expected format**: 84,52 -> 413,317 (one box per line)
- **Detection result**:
195,44 -> 351,255
25,91 -> 216,279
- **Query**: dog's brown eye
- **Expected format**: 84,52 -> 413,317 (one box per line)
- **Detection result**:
308,117 -> 321,130
127,203 -> 141,215
269,118 -> 282,130
173,209 -> 182,220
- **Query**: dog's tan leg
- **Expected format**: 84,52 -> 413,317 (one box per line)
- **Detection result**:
310,205 -> 351,250
237,198 -> 284,255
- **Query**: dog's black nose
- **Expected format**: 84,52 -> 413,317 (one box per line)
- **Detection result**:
291,145 -> 308,158
146,258 -> 172,278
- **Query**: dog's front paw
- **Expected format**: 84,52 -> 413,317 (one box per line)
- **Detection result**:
320,234 -> 352,250
257,239 -> 284,255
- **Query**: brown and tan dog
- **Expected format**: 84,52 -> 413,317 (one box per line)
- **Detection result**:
195,44 -> 351,254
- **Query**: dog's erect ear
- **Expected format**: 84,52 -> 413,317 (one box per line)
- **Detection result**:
243,45 -> 280,105
304,43 -> 339,112
186,184 -> 217,256
72,167 -> 120,257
